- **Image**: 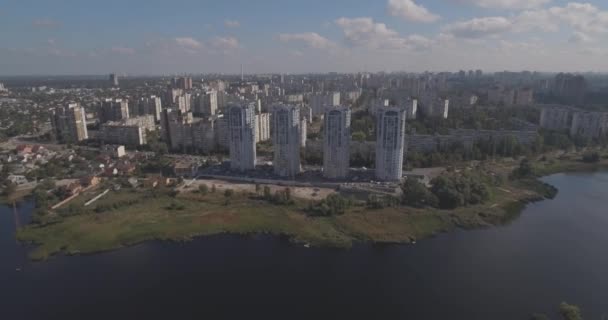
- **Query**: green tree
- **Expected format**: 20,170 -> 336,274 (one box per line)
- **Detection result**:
224,188 -> 234,205
352,131 -> 366,142
582,151 -> 600,163
3,182 -> 17,197
263,186 -> 271,199
559,302 -> 583,320
401,178 -> 438,208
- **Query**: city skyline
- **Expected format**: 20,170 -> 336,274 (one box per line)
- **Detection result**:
2,0 -> 608,75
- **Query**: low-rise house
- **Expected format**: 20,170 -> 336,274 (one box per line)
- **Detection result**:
7,175 -> 28,185
80,176 -> 101,187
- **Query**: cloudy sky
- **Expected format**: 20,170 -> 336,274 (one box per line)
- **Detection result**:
1,0 -> 608,75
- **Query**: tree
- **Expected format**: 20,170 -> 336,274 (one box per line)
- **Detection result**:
255,183 -> 261,194
211,184 -> 216,193
582,151 -> 600,163
3,182 -> 17,197
401,178 -> 438,208
263,186 -> 271,199
352,131 -> 366,142
559,302 -> 583,320
512,158 -> 535,178
199,184 -> 209,195
224,188 -> 234,205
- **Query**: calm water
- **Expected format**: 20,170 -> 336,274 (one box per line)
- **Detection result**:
2,172 -> 608,320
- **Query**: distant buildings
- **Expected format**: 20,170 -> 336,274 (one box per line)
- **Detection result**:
195,91 -> 218,116
160,109 -> 218,154
173,77 -> 193,90
488,86 -> 533,106
375,105 -> 407,181
228,104 -> 257,171
272,105 -> 301,178
51,103 -> 88,143
553,73 -> 587,105
109,73 -> 119,87
323,106 -> 351,179
99,118 -> 152,146
539,105 -> 575,131
100,99 -> 129,123
0,83 -> 7,92
310,92 -> 340,116
419,95 -> 449,119
570,111 -> 608,139
540,105 -> 608,139
137,96 -> 162,122
255,113 -> 271,143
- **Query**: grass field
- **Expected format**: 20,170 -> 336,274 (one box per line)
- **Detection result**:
16,170 -> 554,261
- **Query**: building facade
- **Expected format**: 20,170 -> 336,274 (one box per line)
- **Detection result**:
375,106 -> 407,181
272,105 -> 301,178
310,92 -> 340,115
255,113 -> 271,143
323,106 -> 351,179
51,103 -> 88,143
100,98 -> 129,123
228,104 -> 257,171
138,96 -> 162,122
195,91 -> 218,116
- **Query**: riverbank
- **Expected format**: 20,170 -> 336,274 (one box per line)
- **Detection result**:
15,150 -> 608,261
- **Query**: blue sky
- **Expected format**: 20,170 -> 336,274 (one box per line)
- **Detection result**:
1,0 -> 608,75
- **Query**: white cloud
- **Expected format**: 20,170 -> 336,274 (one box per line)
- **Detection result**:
210,36 -> 240,52
224,19 -> 240,28
444,2 -> 608,38
278,32 -> 337,50
387,0 -> 440,23
568,31 -> 593,43
174,37 -> 203,49
32,18 -> 61,29
549,2 -> 608,34
110,46 -> 136,55
443,17 -> 512,38
335,17 -> 433,50
453,0 -> 551,10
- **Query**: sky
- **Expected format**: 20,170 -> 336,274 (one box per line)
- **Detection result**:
1,0 -> 608,75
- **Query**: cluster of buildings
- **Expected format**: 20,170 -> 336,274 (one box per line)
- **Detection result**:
487,86 -> 534,106
224,102 -> 408,181
540,105 -> 608,139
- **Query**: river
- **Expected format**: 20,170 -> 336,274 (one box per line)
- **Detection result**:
2,172 -> 608,320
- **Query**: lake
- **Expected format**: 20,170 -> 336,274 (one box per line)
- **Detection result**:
2,172 -> 608,320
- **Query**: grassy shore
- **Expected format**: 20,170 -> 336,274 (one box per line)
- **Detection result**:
15,150 -> 608,261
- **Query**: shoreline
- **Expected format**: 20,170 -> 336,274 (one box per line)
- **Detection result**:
14,153 -> 608,261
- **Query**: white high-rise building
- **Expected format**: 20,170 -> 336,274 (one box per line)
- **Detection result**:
323,106 -> 351,179
255,113 -> 271,143
375,105 -> 407,181
139,96 -> 162,122
196,91 -> 218,116
228,103 -> 257,171
310,92 -> 340,116
272,104 -> 301,178
300,118 -> 307,147
51,103 -> 88,143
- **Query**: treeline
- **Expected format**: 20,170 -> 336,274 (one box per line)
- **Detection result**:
400,171 -> 496,210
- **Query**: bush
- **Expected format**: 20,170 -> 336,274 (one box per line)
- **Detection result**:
401,178 -> 438,208
581,151 -> 600,163
198,184 -> 209,195
308,194 -> 353,216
